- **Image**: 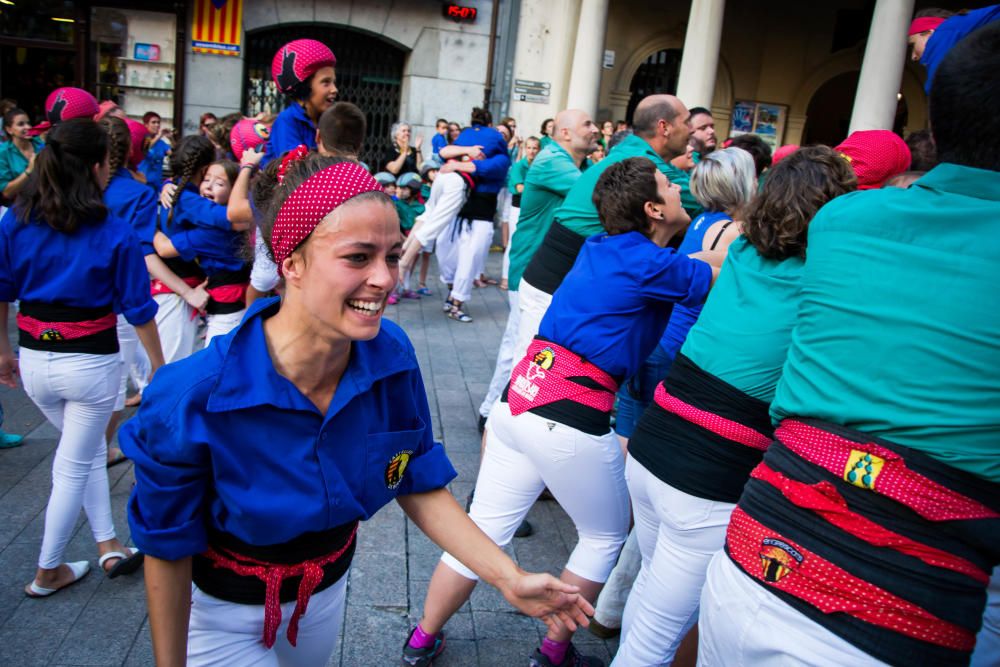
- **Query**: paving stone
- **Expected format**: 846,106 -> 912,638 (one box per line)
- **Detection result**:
349,551 -> 408,609
51,595 -> 147,665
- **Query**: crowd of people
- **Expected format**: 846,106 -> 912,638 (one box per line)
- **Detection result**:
0,6 -> 997,667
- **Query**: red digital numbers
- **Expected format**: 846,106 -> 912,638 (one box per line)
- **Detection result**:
443,3 -> 477,22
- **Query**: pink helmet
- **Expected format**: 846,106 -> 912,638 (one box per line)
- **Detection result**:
835,130 -> 912,190
271,39 -> 336,95
230,118 -> 271,160
45,87 -> 100,125
125,118 -> 149,169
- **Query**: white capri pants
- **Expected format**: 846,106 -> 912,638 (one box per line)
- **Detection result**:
114,315 -> 150,410
205,310 -> 246,346
436,224 -> 459,288
612,456 -> 735,667
698,553 -> 891,666
187,574 -> 348,667
441,400 -> 629,583
478,290 -> 520,419
414,172 -> 468,249
154,293 -> 198,364
450,218 -> 494,303
19,349 -> 121,569
513,279 -> 553,362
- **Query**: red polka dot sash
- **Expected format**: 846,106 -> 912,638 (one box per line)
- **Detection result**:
271,162 -> 383,275
507,338 -> 618,417
16,312 -> 116,341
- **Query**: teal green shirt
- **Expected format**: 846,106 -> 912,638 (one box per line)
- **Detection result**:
507,142 -> 584,290
507,157 -> 530,195
663,163 -> 702,220
0,137 -> 43,193
681,237 -> 804,401
771,164 -> 1000,482
394,198 -> 425,231
554,134 -> 689,238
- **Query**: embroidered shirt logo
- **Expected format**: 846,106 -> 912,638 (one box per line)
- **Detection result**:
384,450 -> 413,490
759,537 -> 803,583
844,449 -> 884,490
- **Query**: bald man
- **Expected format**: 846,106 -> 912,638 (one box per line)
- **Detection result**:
479,108 -> 599,426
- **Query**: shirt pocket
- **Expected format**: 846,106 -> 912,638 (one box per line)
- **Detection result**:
363,423 -> 426,513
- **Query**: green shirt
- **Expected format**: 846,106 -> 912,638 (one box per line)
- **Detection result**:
507,157 -> 530,195
663,163 -> 702,220
554,134 -> 681,238
681,237 -> 804,401
0,137 -> 43,193
771,164 -> 1000,482
394,198 -> 425,231
507,142 -> 584,290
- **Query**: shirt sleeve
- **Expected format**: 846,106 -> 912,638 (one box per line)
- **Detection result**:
121,373 -> 212,560
130,187 -> 159,250
543,156 -> 583,197
640,248 -> 713,310
170,226 -> 238,264
471,147 -> 512,184
113,228 -> 158,325
178,191 -> 231,230
0,214 -> 16,302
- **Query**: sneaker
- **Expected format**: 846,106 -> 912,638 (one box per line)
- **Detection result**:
388,293 -> 400,305
401,627 -> 445,666
529,643 -> 604,667
586,617 -> 621,639
447,306 -> 473,323
400,289 -> 421,300
417,286 -> 433,296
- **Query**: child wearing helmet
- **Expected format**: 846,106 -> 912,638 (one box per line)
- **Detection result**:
263,39 -> 337,166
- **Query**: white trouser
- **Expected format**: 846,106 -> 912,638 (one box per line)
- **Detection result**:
154,293 -> 198,364
442,400 -> 629,583
250,228 -> 280,293
187,575 -> 348,667
19,349 -> 121,569
205,309 -> 246,346
114,315 -> 150,410
593,528 -> 641,629
479,290 -> 520,418
514,279 -> 552,362
413,172 -> 467,248
450,218 -> 494,303
613,457 -> 735,667
972,569 -> 1000,666
698,553 -> 890,666
436,223 -> 459,287
502,206 -> 520,280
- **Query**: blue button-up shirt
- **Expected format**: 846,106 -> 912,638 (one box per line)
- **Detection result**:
263,103 -> 317,167
921,5 -> 1000,93
105,168 -> 157,253
121,297 -> 457,560
454,125 -> 510,194
0,208 -> 156,325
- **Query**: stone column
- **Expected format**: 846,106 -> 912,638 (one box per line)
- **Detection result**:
565,0 -> 611,116
675,0 -> 726,109
848,0 -> 915,133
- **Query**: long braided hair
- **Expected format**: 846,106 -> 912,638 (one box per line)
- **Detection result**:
99,116 -> 131,175
166,134 -> 215,227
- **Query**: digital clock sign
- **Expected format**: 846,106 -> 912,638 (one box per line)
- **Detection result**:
443,3 -> 477,22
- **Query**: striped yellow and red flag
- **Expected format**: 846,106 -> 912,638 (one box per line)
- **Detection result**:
192,0 -> 243,56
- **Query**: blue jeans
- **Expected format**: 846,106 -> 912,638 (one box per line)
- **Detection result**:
614,344 -> 673,439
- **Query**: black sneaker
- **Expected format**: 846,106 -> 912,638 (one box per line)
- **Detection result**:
529,643 -> 604,667
401,627 -> 445,666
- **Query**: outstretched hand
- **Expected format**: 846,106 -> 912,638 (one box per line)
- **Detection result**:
501,572 -> 593,634
0,352 -> 19,389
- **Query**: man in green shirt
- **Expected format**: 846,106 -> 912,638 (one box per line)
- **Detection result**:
700,25 -> 1000,666
513,94 -> 692,358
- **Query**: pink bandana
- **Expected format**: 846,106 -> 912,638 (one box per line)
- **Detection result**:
909,17 -> 945,36
271,162 -> 383,275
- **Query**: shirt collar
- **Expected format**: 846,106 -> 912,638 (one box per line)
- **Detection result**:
206,297 -> 418,417
914,163 -> 1000,202
289,102 -> 314,127
617,134 -> 669,170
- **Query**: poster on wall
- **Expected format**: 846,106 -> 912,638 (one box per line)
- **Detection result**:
729,100 -> 787,149
192,0 -> 243,56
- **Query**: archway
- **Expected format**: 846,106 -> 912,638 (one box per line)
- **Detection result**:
243,24 -> 407,169
624,49 -> 682,123
802,70 -> 858,146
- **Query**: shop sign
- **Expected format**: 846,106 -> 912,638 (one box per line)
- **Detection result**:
192,0 -> 244,56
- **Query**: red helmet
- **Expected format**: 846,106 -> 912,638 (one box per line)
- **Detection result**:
45,87 -> 100,125
125,118 -> 149,169
230,117 -> 271,160
271,39 -> 336,95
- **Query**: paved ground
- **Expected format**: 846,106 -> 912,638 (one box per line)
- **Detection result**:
0,253 -> 620,666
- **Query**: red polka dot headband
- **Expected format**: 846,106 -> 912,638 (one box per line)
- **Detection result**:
271,162 -> 384,275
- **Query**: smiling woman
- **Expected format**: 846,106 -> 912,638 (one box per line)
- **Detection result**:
121,154 -> 596,667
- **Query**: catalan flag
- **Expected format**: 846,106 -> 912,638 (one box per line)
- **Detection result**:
192,0 -> 243,56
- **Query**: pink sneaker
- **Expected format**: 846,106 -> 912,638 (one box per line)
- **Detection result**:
400,290 -> 421,300
387,293 -> 400,305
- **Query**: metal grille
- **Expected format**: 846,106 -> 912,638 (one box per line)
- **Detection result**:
243,24 -> 406,170
625,49 -> 682,123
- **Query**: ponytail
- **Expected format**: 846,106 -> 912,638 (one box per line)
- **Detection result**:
15,118 -> 108,233
99,116 -> 131,175
166,135 -> 215,227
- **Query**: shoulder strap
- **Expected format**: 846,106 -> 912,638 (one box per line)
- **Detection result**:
709,220 -> 736,251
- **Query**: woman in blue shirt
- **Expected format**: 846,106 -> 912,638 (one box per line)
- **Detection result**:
122,155 -> 594,667
0,108 -> 43,205
410,157 -> 717,667
0,119 -> 165,597
264,39 -> 338,166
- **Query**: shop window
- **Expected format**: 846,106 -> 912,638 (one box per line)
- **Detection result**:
625,49 -> 682,124
244,24 -> 406,171
0,0 -> 76,44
